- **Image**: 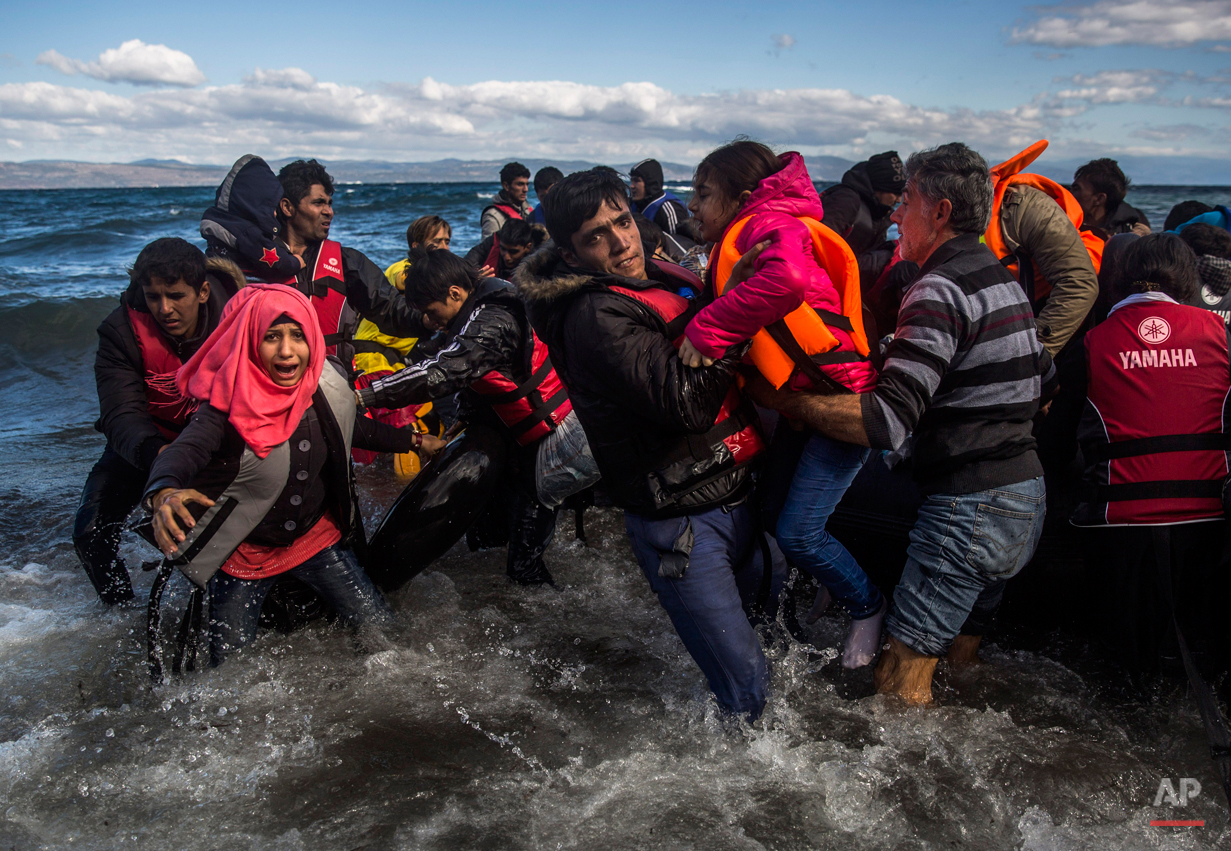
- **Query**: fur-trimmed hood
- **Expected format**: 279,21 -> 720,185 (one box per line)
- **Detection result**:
513,242 -> 594,305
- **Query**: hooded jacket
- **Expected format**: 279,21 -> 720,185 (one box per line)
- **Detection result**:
684,152 -> 877,394
92,257 -> 244,472
200,155 -> 301,280
821,163 -> 895,257
516,247 -> 759,518
630,159 -> 690,236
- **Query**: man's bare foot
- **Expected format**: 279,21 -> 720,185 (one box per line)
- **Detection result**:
874,635 -> 938,705
947,634 -> 983,669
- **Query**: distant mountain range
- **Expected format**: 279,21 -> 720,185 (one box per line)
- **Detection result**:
3,154 -> 1227,191
0,156 -> 859,190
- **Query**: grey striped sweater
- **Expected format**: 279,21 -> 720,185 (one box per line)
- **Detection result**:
861,234 -> 1056,494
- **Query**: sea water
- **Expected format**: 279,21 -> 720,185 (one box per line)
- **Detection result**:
1,182 -> 1229,850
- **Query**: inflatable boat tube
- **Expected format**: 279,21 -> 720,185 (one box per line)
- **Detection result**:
365,423 -> 508,592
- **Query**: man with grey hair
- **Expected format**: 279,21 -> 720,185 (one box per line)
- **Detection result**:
746,142 -> 1055,705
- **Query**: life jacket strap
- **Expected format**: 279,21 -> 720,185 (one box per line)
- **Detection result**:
763,320 -> 853,395
1082,479 -> 1224,503
323,332 -> 346,346
815,309 -> 855,334
631,397 -> 757,473
505,387 -> 569,440
1088,432 -> 1231,461
477,356 -> 554,405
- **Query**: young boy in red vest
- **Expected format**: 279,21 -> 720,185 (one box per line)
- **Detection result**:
74,238 -> 242,604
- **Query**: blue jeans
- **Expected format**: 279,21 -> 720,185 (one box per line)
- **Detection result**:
625,502 -> 785,720
208,544 -> 392,666
886,477 -> 1046,657
774,433 -> 881,619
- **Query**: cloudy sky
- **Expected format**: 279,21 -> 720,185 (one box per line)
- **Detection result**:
2,0 -> 1230,168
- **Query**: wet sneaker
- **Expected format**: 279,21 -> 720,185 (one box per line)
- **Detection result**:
842,597 -> 887,669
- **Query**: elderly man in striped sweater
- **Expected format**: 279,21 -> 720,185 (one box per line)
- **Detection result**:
748,142 -> 1057,705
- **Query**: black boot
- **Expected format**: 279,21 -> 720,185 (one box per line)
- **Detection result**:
506,490 -> 558,586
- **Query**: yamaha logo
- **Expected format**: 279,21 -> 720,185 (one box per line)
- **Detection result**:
326,258 -> 339,269
1202,284 -> 1222,306
1137,316 -> 1171,345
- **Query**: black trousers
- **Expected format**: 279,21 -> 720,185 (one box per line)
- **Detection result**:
1079,522 -> 1231,678
73,447 -> 145,604
465,437 -> 558,585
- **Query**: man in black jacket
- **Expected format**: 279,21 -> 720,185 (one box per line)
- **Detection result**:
202,157 -> 428,367
358,251 -> 569,585
515,168 -> 778,719
822,152 -> 906,268
74,238 -> 242,604
822,151 -> 915,335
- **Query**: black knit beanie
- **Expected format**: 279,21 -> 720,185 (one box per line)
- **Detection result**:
866,151 -> 907,194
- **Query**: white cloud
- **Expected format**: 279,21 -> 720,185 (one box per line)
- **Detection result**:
1054,70 -> 1173,104
36,39 -> 205,87
1012,1 -> 1231,48
0,71 -> 1060,164
4,64 -> 1226,164
1130,122 -> 1212,140
771,34 -> 797,51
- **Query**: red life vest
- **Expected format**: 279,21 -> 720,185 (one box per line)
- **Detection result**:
126,307 -> 196,440
483,234 -> 502,272
487,201 -> 524,223
608,281 -> 766,467
250,239 -> 350,356
469,332 -> 572,446
1075,299 -> 1231,526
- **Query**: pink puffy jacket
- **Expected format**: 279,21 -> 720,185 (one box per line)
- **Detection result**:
684,152 -> 877,393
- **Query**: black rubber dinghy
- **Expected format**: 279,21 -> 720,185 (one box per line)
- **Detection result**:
365,423 -> 508,592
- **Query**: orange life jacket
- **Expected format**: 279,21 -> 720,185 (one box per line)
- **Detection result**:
985,140 -> 1105,304
712,215 -> 870,391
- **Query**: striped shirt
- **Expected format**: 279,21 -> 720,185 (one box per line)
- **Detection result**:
861,234 -> 1056,494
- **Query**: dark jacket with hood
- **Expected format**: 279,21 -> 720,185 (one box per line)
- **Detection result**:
93,257 -> 244,472
201,154 -> 427,362
358,277 -> 536,428
516,247 -> 758,518
630,159 -> 690,236
821,163 -> 897,287
200,155 -> 301,280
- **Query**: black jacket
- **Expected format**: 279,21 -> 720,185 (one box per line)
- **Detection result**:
822,164 -> 897,287
1092,201 -> 1151,238
516,246 -> 756,518
200,155 -> 301,280
359,278 -> 530,426
145,360 -> 417,551
93,257 -> 244,471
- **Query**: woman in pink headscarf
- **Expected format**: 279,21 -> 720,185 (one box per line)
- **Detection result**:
144,284 -> 442,666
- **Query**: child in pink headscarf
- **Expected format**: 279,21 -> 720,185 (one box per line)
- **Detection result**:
145,284 -> 441,666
